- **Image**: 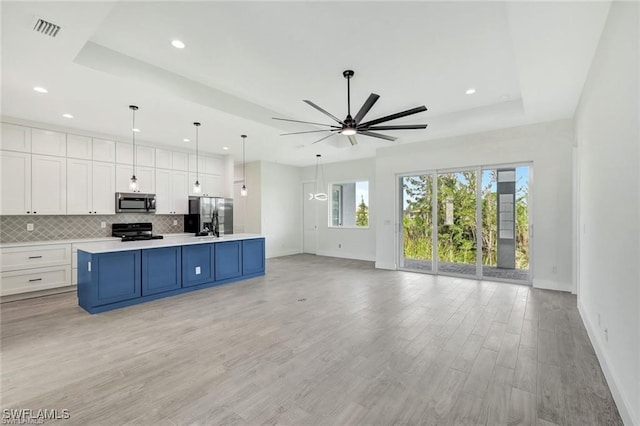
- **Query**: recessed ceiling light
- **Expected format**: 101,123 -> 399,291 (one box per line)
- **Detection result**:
171,40 -> 185,49
465,88 -> 476,95
132,128 -> 141,132
223,146 -> 229,150
62,113 -> 73,119
33,86 -> 48,93
183,138 -> 190,142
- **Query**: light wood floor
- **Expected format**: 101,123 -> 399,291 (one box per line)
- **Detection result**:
1,254 -> 622,425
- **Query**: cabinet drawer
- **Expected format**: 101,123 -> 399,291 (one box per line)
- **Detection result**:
1,266 -> 71,296
1,244 -> 71,272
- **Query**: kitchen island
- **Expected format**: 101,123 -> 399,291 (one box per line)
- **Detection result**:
77,234 -> 265,314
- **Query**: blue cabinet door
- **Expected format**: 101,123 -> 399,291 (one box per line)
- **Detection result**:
182,244 -> 214,287
142,247 -> 181,296
242,238 -> 265,276
94,250 -> 141,305
215,241 -> 242,281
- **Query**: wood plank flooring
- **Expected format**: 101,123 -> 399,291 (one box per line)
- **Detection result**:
1,254 -> 622,425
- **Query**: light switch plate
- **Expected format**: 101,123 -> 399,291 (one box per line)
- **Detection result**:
195,266 -> 201,275
173,220 -> 178,226
101,222 -> 106,229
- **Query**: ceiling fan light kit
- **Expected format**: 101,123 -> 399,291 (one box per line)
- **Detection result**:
275,69 -> 428,145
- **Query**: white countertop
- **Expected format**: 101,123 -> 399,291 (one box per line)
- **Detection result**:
75,233 -> 265,254
0,233 -> 205,249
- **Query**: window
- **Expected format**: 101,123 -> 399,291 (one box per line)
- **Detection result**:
329,181 -> 369,228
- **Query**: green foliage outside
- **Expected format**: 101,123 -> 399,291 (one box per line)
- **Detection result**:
402,171 -> 529,270
356,195 -> 369,227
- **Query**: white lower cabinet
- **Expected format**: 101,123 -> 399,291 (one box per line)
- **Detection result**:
0,243 -> 72,296
68,159 -> 115,214
156,169 -> 188,214
1,266 -> 71,296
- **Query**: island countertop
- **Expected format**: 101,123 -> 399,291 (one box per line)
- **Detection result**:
75,233 -> 265,254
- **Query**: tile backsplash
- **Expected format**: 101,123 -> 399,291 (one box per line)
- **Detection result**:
0,214 -> 184,243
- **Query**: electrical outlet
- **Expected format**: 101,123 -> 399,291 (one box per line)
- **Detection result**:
173,220 -> 178,226
26,223 -> 34,231
604,328 -> 608,342
100,222 -> 106,229
195,266 -> 201,275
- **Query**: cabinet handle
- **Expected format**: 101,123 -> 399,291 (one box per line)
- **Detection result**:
94,211 -> 97,214
33,211 -> 37,214
27,211 -> 30,214
28,256 -> 43,259
28,278 -> 42,282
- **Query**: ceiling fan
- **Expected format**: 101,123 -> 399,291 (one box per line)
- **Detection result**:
274,70 -> 428,145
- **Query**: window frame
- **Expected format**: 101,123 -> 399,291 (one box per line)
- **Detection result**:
327,179 -> 370,229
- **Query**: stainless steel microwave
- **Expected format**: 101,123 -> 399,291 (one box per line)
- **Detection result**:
115,192 -> 156,213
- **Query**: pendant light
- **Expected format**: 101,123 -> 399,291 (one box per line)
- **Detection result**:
240,135 -> 248,197
310,154 -> 327,201
193,122 -> 202,194
129,105 -> 139,191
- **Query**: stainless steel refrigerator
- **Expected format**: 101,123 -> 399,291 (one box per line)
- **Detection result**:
184,197 -> 234,236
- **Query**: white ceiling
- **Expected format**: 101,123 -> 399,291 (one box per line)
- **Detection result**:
1,1 -> 610,166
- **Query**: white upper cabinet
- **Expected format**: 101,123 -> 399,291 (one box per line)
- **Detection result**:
1,123 -> 31,152
31,154 -> 66,215
67,160 -> 114,215
0,151 -> 31,215
171,170 -> 189,214
189,173 -> 222,197
190,154 -> 222,176
155,148 -> 172,169
67,159 -> 93,214
92,139 -> 116,162
154,168 -> 172,214
66,134 -> 92,160
31,129 -> 66,157
116,142 -> 133,165
172,151 -> 188,171
157,169 -> 188,214
116,164 -> 154,194
92,161 -> 115,214
136,145 -> 155,168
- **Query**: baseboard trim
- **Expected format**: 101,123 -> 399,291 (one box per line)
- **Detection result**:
316,250 -> 374,262
578,300 -> 637,426
266,249 -> 301,259
532,278 -> 571,292
375,261 -> 396,270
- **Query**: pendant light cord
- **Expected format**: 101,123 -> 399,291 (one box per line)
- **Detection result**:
195,124 -> 199,181
131,106 -> 137,179
243,136 -> 246,185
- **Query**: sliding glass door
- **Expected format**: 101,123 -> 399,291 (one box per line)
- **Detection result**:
399,164 -> 531,284
436,171 -> 478,277
400,174 -> 434,271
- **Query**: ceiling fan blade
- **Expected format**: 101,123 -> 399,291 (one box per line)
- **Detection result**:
311,131 -> 340,144
358,130 -> 398,142
347,135 -> 358,146
280,129 -> 334,136
358,105 -> 427,128
303,100 -> 344,124
364,124 -> 428,131
353,93 -> 380,124
272,117 -> 339,128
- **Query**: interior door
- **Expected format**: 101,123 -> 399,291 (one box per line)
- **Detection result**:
303,182 -> 317,254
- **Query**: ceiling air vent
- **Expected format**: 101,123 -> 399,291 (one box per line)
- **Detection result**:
32,18 -> 61,37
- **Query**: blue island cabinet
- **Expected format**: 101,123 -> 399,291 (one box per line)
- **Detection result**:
78,237 -> 266,314
182,243 -> 214,287
142,246 -> 181,296
243,238 -> 265,276
215,241 -> 242,281
78,250 -> 141,313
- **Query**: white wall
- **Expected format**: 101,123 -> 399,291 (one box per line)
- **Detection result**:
260,161 -> 303,258
574,2 -> 639,424
375,120 -> 574,292
302,157 -> 376,261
